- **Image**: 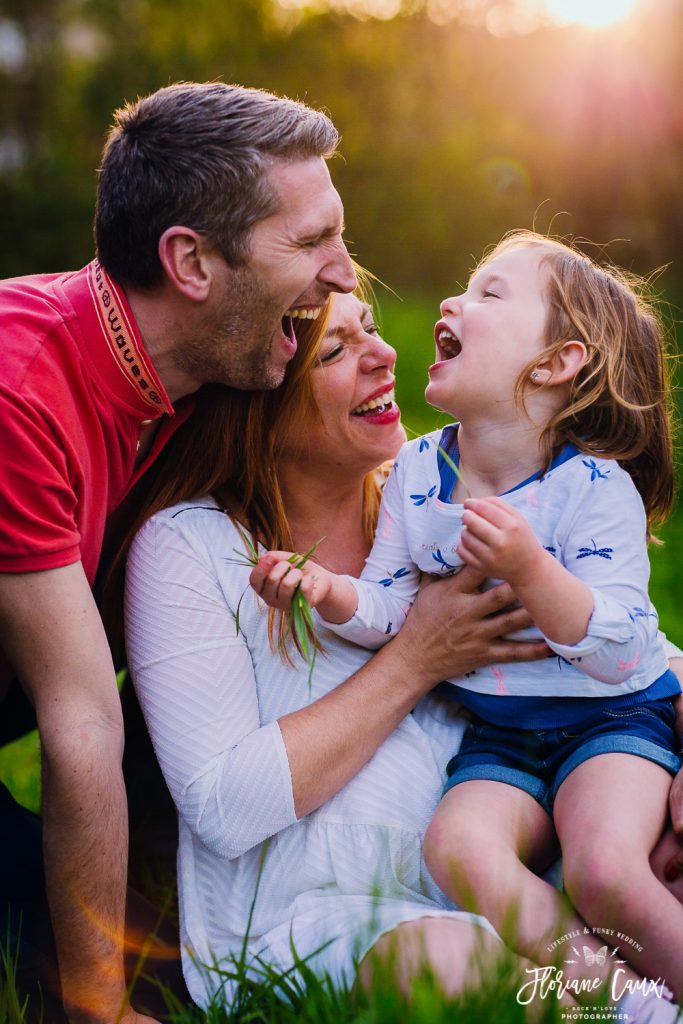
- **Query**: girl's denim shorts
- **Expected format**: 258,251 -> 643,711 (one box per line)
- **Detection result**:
443,697 -> 682,814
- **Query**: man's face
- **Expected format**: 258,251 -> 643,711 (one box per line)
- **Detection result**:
174,157 -> 357,391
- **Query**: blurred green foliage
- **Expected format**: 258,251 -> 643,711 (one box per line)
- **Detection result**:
0,0 -> 681,634
1,0 -> 683,294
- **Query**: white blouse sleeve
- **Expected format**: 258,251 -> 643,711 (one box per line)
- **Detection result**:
124,513 -> 298,860
320,454 -> 422,648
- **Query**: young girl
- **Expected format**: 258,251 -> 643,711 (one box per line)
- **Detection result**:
251,231 -> 683,1015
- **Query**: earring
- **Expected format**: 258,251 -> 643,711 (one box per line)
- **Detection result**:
530,370 -> 541,381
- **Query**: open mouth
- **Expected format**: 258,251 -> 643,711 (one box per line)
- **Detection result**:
285,306 -> 322,321
435,327 -> 462,360
351,389 -> 395,417
282,305 -> 322,339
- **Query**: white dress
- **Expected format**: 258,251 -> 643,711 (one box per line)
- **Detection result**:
124,500 -> 494,1008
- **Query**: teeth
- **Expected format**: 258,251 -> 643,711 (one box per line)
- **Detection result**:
352,389 -> 395,415
285,307 -> 321,320
438,328 -> 460,357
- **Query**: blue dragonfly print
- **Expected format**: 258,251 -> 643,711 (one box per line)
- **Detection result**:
432,549 -> 458,574
378,567 -> 410,588
410,485 -> 437,507
576,539 -> 613,561
628,606 -> 659,623
582,458 -> 610,482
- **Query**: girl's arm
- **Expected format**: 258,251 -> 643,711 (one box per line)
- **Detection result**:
251,452 -> 423,649
459,495 -> 593,645
324,454 -> 425,647
459,465 -> 664,685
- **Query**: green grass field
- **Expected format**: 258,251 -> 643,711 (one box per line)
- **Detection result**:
1,292 -> 681,1021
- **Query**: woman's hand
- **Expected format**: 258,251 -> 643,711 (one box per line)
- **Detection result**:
390,563 -> 550,688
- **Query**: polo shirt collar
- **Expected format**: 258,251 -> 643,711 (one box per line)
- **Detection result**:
62,260 -> 174,419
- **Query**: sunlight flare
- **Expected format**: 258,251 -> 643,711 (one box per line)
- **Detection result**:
544,0 -> 637,28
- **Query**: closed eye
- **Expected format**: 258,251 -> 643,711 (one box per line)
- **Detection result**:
319,344 -> 344,363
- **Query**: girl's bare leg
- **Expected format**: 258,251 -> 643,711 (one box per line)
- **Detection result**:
357,916 -> 502,997
555,753 -> 683,1000
422,779 -> 639,993
357,915 -> 574,1019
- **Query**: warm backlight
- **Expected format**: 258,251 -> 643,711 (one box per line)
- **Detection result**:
544,0 -> 638,28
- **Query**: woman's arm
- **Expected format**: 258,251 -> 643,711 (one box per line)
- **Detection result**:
126,512 -> 548,840
126,514 -> 302,859
280,568 -> 549,816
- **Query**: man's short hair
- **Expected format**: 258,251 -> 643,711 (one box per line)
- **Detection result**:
94,82 -> 339,288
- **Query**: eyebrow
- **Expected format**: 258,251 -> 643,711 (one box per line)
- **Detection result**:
476,271 -> 505,289
323,302 -> 373,339
300,220 -> 347,245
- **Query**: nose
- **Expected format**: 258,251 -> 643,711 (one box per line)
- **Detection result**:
318,239 -> 357,295
440,295 -> 462,316
361,336 -> 397,374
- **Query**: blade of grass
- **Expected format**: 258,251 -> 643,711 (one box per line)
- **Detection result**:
227,524 -> 324,680
402,422 -> 470,498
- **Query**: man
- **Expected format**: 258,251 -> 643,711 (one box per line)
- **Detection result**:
0,81 -> 356,1024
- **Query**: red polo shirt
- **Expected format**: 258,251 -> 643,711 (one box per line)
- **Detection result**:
0,260 -> 191,585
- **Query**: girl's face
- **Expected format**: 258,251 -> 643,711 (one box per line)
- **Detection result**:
289,292 -> 405,474
426,246 -> 549,422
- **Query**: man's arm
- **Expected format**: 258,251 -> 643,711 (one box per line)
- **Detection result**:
0,563 -> 156,1024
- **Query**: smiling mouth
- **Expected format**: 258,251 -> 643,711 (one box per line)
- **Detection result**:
351,389 -> 395,416
436,328 -> 462,360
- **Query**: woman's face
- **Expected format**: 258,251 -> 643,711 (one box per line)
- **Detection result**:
290,292 -> 405,474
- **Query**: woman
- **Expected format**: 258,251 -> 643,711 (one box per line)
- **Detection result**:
124,290 -> 550,1007
124,290 -> 683,1010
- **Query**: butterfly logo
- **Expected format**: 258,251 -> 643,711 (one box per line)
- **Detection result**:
583,945 -> 607,966
565,945 -> 626,967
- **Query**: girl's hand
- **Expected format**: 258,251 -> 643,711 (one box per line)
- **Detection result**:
458,497 -> 545,586
250,551 -> 332,612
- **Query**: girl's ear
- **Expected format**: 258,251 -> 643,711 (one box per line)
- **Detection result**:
531,340 -> 587,387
